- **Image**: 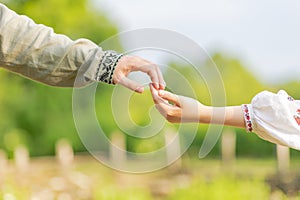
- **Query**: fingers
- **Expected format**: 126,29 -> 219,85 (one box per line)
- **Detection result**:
155,65 -> 166,90
119,76 -> 144,93
145,64 -> 166,90
158,90 -> 181,107
131,57 -> 166,90
149,84 -> 167,104
155,103 -> 170,118
155,99 -> 181,123
113,55 -> 166,92
149,84 -> 180,123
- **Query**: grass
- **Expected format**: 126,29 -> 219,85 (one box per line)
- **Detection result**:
0,155 -> 300,200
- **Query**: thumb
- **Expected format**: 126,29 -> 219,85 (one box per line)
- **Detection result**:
118,76 -> 144,93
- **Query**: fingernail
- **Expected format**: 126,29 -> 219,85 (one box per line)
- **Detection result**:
160,83 -> 166,89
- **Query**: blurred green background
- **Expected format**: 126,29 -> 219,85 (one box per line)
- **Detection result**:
0,0 -> 299,158
0,1 -> 300,199
0,0 -> 119,157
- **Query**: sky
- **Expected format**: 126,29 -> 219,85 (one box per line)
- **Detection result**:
94,0 -> 300,84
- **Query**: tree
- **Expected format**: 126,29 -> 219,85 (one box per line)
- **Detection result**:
0,0 -> 119,156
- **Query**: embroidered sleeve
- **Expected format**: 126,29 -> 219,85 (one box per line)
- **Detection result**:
0,4 -> 122,87
84,51 -> 123,84
94,51 -> 123,84
241,104 -> 253,132
242,90 -> 300,150
83,50 -> 123,84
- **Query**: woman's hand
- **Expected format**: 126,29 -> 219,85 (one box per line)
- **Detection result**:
150,84 -> 245,127
149,84 -> 205,123
113,55 -> 166,93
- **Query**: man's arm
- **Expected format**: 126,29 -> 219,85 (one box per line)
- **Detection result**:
0,4 -> 165,91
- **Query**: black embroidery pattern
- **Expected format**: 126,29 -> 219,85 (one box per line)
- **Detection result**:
95,51 -> 123,84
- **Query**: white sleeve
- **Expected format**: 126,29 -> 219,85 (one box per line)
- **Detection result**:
242,90 -> 300,150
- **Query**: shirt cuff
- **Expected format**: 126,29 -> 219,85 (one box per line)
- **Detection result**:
84,50 -> 123,84
242,104 -> 254,132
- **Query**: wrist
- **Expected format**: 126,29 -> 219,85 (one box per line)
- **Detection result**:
199,105 -> 212,124
96,50 -> 123,84
112,55 -> 130,84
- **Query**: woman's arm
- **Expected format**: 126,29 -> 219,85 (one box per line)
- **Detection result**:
200,106 -> 245,128
150,84 -> 300,150
150,84 -> 245,128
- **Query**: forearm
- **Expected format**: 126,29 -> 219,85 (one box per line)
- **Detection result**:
0,4 -> 121,87
200,105 -> 245,128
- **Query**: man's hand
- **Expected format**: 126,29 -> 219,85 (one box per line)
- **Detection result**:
113,55 -> 166,93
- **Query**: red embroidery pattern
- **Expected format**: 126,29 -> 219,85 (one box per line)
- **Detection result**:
294,116 -> 300,126
242,104 -> 253,132
294,109 -> 300,126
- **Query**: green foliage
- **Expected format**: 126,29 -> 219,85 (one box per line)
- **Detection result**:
280,81 -> 300,100
3,0 -> 118,43
166,54 -> 284,157
0,0 -> 119,156
0,0 -> 299,158
211,54 -> 265,105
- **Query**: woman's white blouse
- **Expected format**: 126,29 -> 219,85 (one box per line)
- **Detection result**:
242,90 -> 300,150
